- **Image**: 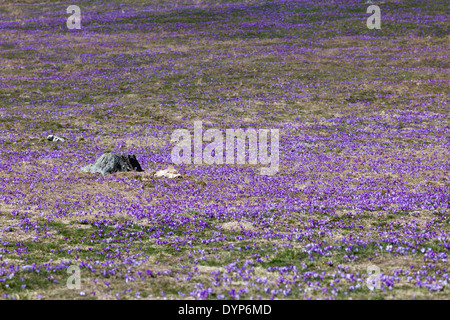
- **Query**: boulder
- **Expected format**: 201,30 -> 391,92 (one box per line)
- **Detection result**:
47,135 -> 65,142
81,153 -> 143,175
154,165 -> 182,179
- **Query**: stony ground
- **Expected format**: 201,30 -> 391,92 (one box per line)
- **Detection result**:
0,0 -> 448,300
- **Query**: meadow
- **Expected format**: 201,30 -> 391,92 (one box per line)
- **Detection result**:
0,0 -> 448,300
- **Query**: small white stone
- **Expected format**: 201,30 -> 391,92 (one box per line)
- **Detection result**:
47,134 -> 65,142
154,165 -> 182,179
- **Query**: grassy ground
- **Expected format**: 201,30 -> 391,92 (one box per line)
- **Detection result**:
0,0 -> 448,300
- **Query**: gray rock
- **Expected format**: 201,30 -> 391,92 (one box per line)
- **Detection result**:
81,153 -> 143,175
47,134 -> 65,142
